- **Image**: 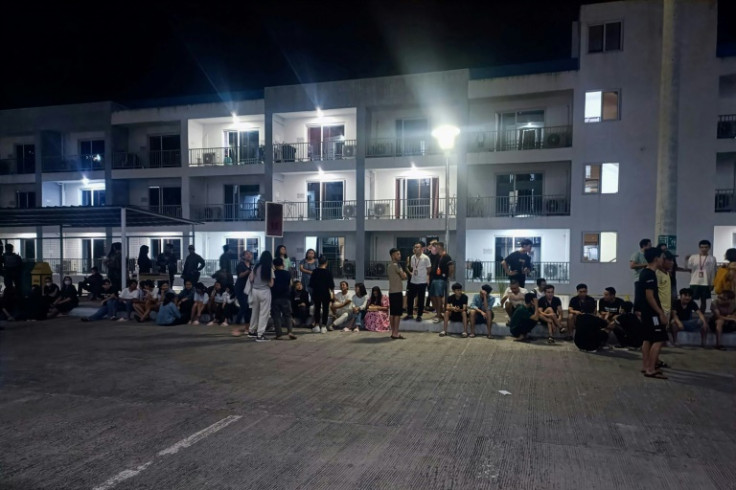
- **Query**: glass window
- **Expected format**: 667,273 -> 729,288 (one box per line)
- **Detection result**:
584,163 -> 619,194
588,24 -> 604,52
585,91 -> 619,123
583,232 -> 617,262
588,22 -> 622,53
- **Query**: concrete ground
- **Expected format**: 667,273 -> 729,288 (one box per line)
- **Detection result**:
0,311 -> 734,490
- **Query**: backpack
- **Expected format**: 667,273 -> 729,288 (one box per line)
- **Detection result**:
713,266 -> 731,294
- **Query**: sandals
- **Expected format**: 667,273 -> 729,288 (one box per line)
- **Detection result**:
390,335 -> 406,340
439,331 -> 447,337
468,333 -> 476,338
547,337 -> 555,344
656,360 -> 670,368
643,372 -> 668,380
352,328 -> 359,333
461,332 -> 468,338
487,334 -> 494,339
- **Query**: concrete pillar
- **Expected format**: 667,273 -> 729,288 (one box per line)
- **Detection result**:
355,105 -> 367,282
181,175 -> 190,219
104,128 -> 113,204
454,100 -> 469,283
655,0 -> 681,252
264,110 -> 274,254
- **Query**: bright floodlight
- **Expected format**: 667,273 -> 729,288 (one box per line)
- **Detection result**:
432,125 -> 460,151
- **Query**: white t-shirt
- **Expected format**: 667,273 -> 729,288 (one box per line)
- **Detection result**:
120,288 -> 140,301
409,253 -> 431,285
333,290 -> 354,315
687,254 -> 717,287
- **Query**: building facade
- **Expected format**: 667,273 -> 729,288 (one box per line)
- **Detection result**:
0,0 -> 734,297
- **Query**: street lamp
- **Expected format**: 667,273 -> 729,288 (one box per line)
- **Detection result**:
432,125 -> 460,252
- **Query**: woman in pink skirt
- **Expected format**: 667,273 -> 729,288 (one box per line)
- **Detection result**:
364,286 -> 390,332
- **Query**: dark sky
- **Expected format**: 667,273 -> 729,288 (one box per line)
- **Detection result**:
1,0 -> 733,110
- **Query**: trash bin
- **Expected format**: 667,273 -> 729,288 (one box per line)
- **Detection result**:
26,261 -> 52,296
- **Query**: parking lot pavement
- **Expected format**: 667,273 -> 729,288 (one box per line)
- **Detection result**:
1,317 -> 734,490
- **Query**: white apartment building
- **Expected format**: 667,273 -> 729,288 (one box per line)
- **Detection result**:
1,0 -> 735,298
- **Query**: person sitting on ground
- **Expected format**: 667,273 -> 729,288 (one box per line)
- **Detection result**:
290,280 -> 311,328
510,293 -> 540,342
133,280 -> 159,322
598,287 -> 624,326
189,282 -> 209,325
48,276 -> 79,318
531,278 -> 547,300
0,284 -> 20,321
20,285 -> 47,321
271,257 -> 297,340
329,280 -> 354,331
78,266 -> 104,300
500,280 -> 525,322
43,277 -> 61,310
364,285 -> 390,332
612,301 -> 643,349
151,292 -> 182,326
708,289 -> 736,351
176,280 -> 195,324
567,283 -> 597,339
118,279 -> 141,321
346,282 -> 368,332
81,279 -> 120,322
206,281 -> 228,327
574,312 -> 611,352
441,283 -> 469,337
468,284 -> 495,338
670,287 -> 707,347
537,284 -> 563,343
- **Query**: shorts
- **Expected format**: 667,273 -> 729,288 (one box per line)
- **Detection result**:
429,279 -> 447,297
449,312 -> 465,323
681,318 -> 703,332
689,285 -> 711,301
641,314 -> 669,343
388,292 -> 403,316
709,316 -> 736,333
472,309 -> 493,323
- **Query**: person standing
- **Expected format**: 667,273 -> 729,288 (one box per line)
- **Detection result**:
104,243 -> 123,292
232,250 -> 254,336
429,242 -> 453,323
157,243 -> 178,288
137,245 -> 153,275
387,247 -> 407,340
630,238 -> 652,310
182,244 -> 205,284
3,243 -> 23,288
684,240 -> 718,312
501,239 -> 533,288
309,255 -> 335,333
404,241 -> 431,322
247,251 -> 274,342
636,248 -> 669,379
299,249 -> 318,298
218,244 -> 235,287
271,257 -> 297,340
275,245 -> 292,275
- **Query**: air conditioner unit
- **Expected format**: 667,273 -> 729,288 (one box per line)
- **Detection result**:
545,132 -> 564,148
343,261 -> 356,277
203,153 -> 215,165
343,204 -> 356,219
343,145 -> 356,157
374,203 -> 387,218
373,262 -> 386,276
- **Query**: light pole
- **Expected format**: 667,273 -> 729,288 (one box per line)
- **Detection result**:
432,125 -> 460,252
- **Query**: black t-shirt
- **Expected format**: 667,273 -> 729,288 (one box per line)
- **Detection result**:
309,267 -> 335,298
574,314 -> 608,350
538,296 -> 562,311
271,269 -> 291,299
504,251 -> 532,275
234,261 -> 252,291
446,293 -> 468,319
635,268 -> 661,317
569,296 -> 597,314
429,253 -> 439,280
598,297 -> 624,315
434,254 -> 453,281
673,300 -> 699,321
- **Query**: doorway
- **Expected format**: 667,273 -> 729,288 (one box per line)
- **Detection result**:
307,181 -> 344,220
496,173 -> 543,216
308,125 -> 345,160
224,184 -> 261,220
82,238 -> 107,272
396,119 -> 428,156
225,130 -> 259,164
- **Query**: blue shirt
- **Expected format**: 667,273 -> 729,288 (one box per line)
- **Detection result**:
469,293 -> 495,312
156,302 -> 181,325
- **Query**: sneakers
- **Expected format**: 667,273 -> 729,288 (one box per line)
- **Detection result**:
402,315 -> 413,321
110,316 -> 118,321
221,322 -> 229,327
192,320 -> 200,325
416,316 -> 422,322
118,317 -> 128,322
256,336 -> 270,342
312,326 -> 321,333
321,326 -> 327,334
327,325 -> 334,331
247,331 -> 258,338
432,317 -> 442,323
547,337 -> 555,344
206,321 -> 216,327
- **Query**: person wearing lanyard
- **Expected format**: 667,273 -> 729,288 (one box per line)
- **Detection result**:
685,240 -> 717,313
404,241 -> 431,322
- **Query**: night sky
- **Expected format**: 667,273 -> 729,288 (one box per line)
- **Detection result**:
1,0 -> 733,110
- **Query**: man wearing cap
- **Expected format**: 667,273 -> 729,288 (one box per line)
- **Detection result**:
78,266 -> 104,300
469,284 -> 495,338
182,245 -> 205,284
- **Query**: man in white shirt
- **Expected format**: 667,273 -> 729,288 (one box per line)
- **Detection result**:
685,239 -> 718,312
328,281 -> 354,330
118,279 -> 141,321
404,241 -> 432,321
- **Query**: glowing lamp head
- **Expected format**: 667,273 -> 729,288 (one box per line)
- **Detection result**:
432,125 -> 460,151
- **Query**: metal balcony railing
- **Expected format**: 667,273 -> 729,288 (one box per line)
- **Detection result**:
272,139 -> 357,163
188,146 -> 264,167
717,115 -> 736,139
113,150 -> 182,169
715,189 -> 736,212
467,195 -> 570,217
280,200 -> 357,221
41,154 -> 105,173
364,198 -> 456,219
366,137 -> 441,158
148,205 -> 183,218
190,203 -> 264,222
464,261 -> 570,284
0,157 -> 35,175
468,125 -> 572,153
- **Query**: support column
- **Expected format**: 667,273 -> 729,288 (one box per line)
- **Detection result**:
355,105 -> 367,282
59,226 -> 64,282
454,100 -> 469,282
655,0 -> 681,252
181,175 -> 190,219
264,109 -> 274,254
36,226 -> 43,261
120,208 -> 127,292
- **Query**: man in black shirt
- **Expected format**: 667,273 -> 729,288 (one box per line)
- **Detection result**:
429,242 -> 454,324
157,243 -> 178,288
501,239 -> 533,288
574,313 -> 610,351
440,283 -> 468,337
271,258 -> 296,340
598,286 -> 624,326
78,266 -> 104,300
636,247 -> 668,379
568,283 -> 597,339
613,301 -> 643,349
537,285 -> 563,343
182,245 -> 205,284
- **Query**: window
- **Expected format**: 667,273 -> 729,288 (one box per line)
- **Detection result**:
584,163 -> 619,194
396,119 -> 428,156
16,191 -> 36,208
308,125 -> 345,160
15,144 -> 35,174
588,22 -> 622,53
81,189 -> 106,206
583,232 -> 617,262
149,135 -> 181,167
224,130 -> 259,164
79,139 -> 105,167
585,91 -> 619,123
149,186 -> 181,217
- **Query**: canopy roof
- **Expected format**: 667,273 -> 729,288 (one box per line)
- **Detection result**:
0,206 -> 201,228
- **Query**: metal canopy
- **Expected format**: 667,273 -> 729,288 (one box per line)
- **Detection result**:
0,206 -> 201,228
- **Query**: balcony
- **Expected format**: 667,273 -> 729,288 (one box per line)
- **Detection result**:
41,154 -> 104,173
715,189 -> 736,212
717,115 -> 736,139
468,195 -> 570,217
463,260 -> 570,284
113,150 -> 181,169
365,198 -> 456,219
190,203 -> 264,222
366,138 -> 440,158
468,125 -> 572,153
0,158 -> 35,175
148,205 -> 183,218
272,140 -> 357,163
281,200 -> 357,221
188,147 -> 264,167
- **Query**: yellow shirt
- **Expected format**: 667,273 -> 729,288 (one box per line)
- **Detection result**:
656,269 -> 672,312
